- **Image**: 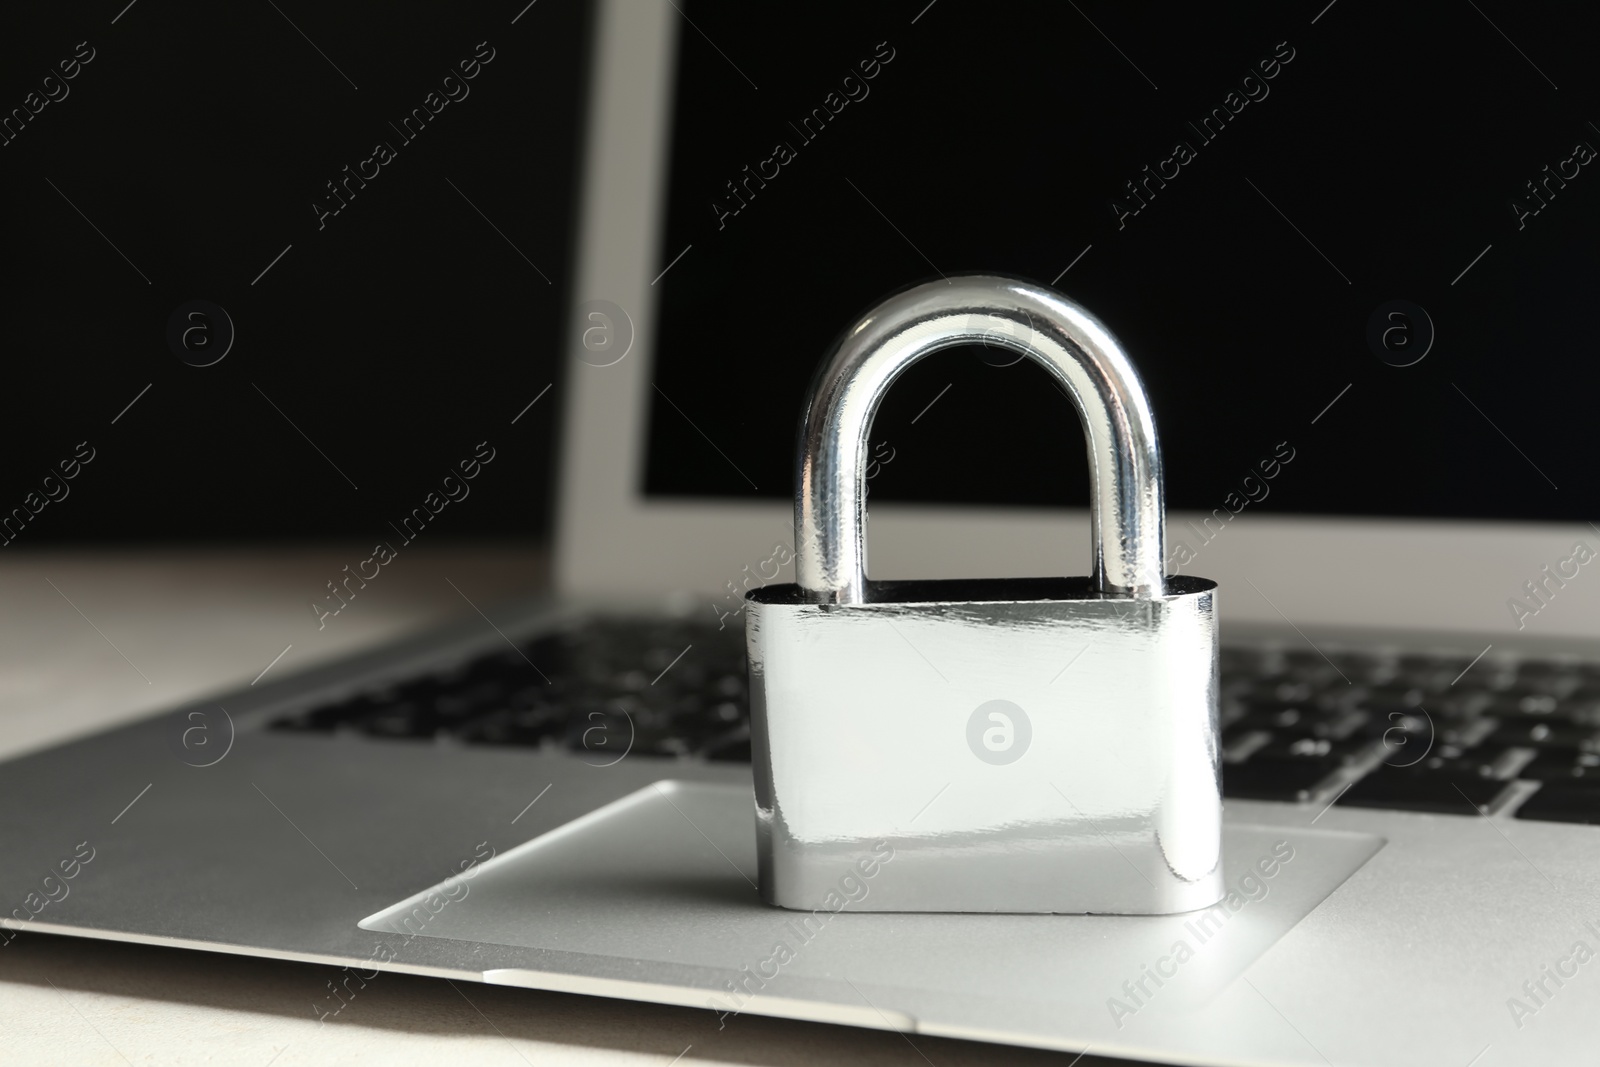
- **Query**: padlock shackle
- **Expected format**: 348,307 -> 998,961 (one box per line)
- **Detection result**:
795,275 -> 1165,604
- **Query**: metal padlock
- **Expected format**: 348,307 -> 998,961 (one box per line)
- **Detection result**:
745,275 -> 1222,914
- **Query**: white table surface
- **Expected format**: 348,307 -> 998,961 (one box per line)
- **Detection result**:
0,546 -> 1134,1066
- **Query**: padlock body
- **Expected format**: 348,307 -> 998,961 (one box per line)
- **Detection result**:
745,575 -> 1221,914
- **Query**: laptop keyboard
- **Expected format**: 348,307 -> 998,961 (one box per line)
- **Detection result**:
1221,645 -> 1600,823
270,616 -> 755,762
268,617 -> 1600,824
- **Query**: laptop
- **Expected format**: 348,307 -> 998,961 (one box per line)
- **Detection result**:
4,0 -> 1599,1063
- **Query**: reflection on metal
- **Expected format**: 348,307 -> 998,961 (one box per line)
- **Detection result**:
747,275 -> 1222,914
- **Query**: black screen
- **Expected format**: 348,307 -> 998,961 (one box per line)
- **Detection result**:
0,0 -> 590,545
645,0 -> 1598,524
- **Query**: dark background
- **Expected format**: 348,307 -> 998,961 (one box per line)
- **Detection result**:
2,0 -> 1597,550
0,0 -> 589,545
646,0 -> 1599,522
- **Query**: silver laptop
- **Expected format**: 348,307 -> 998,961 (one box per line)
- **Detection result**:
4,1 -> 1598,1063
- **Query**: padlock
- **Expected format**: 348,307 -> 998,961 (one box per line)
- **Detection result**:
745,275 -> 1222,914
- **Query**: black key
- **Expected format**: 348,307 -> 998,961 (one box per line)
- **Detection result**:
703,730 -> 752,762
1220,672 -> 1254,698
1228,703 -> 1308,735
1337,767 -> 1508,815
1218,646 -> 1256,670
607,668 -> 652,692
1438,745 -> 1518,778
1252,736 -> 1367,763
1452,657 -> 1518,692
1437,717 -> 1499,749
1514,784 -> 1600,824
519,634 -> 569,673
1280,655 -> 1347,688
1499,720 -> 1600,750
1219,700 -> 1249,730
1434,690 -> 1493,719
1374,738 -> 1450,771
1222,756 -> 1342,802
433,680 -> 510,721
1394,655 -> 1470,691
1220,647 -> 1287,678
1517,748 -> 1600,786
1563,700 -> 1600,726
359,700 -> 433,739
711,673 -> 747,699
1222,730 -> 1271,763
1254,680 -> 1316,704
1334,651 -> 1400,686
1391,745 -> 1522,782
1356,686 -> 1428,716
1510,665 -> 1582,698
1307,710 -> 1369,740
1516,658 -> 1578,678
665,698 -> 747,740
1358,708 -> 1432,743
1400,744 -> 1469,770
391,674 -> 453,703
1485,693 -> 1566,718
711,699 -> 746,725
1238,684 -> 1354,718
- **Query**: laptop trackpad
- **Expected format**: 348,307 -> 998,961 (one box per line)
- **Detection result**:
360,780 -> 1384,1013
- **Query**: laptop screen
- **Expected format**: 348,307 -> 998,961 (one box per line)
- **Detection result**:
644,0 -> 1596,525
0,1 -> 591,545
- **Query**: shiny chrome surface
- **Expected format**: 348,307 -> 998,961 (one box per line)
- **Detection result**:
750,277 -> 1221,913
795,275 -> 1164,604
747,578 -> 1222,913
